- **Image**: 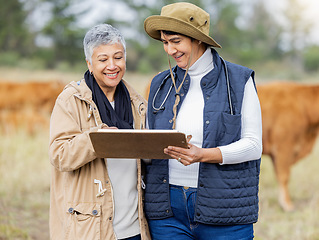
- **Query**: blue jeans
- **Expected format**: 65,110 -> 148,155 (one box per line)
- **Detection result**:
148,185 -> 254,240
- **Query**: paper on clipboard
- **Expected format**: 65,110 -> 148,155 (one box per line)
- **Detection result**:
89,129 -> 188,159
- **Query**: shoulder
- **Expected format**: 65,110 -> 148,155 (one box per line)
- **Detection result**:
148,69 -> 173,98
151,69 -> 171,86
56,81 -> 76,101
56,79 -> 89,103
122,79 -> 147,107
225,60 -> 254,80
123,79 -> 146,104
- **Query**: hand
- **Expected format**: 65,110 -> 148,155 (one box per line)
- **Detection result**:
101,125 -> 118,130
164,142 -> 204,166
164,134 -> 223,165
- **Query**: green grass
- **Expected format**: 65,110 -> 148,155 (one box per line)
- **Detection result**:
0,130 -> 50,239
256,151 -> 319,239
1,129 -> 319,239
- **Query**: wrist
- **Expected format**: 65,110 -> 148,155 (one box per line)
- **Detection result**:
202,148 -> 223,163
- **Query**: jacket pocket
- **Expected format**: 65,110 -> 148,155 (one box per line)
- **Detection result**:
218,112 -> 241,146
65,203 -> 101,240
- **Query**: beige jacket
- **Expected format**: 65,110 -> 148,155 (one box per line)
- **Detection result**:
49,79 -> 150,240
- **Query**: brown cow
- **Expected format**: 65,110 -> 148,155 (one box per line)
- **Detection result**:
145,80 -> 319,211
258,81 -> 319,211
0,80 -> 64,112
0,80 -> 65,134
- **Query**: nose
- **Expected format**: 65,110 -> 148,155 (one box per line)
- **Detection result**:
165,43 -> 177,56
107,59 -> 117,70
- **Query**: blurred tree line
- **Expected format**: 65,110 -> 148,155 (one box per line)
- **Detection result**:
1,0 -> 319,75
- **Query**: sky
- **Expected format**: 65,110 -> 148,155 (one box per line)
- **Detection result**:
302,0 -> 319,43
266,0 -> 319,44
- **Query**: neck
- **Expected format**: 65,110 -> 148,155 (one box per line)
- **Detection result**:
197,43 -> 207,58
102,88 -> 116,102
188,48 -> 213,76
189,44 -> 207,68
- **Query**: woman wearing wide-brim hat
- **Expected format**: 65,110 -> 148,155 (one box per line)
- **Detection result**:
144,2 -> 262,239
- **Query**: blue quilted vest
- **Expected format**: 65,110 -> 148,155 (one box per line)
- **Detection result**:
145,49 -> 260,225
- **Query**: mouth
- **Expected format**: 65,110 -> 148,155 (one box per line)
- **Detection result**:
173,53 -> 184,60
104,72 -> 119,78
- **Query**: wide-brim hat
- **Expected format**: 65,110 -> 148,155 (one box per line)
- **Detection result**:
144,2 -> 221,48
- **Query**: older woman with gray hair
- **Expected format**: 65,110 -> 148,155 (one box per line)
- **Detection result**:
49,24 -> 150,240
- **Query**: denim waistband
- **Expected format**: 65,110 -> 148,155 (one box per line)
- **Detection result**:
169,184 -> 197,191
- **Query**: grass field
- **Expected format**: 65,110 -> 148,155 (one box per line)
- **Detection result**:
1,69 -> 319,239
1,130 -> 318,239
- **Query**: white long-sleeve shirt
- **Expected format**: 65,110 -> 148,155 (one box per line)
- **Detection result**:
169,48 -> 263,187
107,102 -> 140,239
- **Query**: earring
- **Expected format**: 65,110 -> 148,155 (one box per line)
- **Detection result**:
90,71 -> 93,76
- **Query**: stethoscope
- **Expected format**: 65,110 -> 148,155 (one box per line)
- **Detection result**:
152,56 -> 234,115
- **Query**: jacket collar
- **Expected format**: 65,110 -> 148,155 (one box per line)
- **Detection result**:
173,49 -> 223,90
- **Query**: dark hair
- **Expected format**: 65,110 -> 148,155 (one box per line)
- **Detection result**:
162,30 -> 187,37
161,30 -> 198,43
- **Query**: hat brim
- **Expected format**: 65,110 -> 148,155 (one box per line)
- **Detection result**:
144,15 -> 221,48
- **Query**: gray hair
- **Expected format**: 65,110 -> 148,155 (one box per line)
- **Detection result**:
83,24 -> 126,64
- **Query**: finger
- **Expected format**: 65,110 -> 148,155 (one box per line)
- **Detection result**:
164,151 -> 180,160
180,158 -> 191,166
164,148 -> 188,161
167,145 -> 192,156
102,126 -> 118,129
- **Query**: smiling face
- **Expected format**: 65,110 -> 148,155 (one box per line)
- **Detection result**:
86,42 -> 126,101
160,31 -> 206,69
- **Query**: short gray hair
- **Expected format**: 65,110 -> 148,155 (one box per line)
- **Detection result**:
83,24 -> 126,64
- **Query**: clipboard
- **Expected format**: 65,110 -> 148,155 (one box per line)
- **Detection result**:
89,129 -> 188,159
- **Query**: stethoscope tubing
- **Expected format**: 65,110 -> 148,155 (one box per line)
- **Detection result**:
152,81 -> 173,112
220,56 -> 234,115
152,70 -> 175,112
152,57 -> 234,115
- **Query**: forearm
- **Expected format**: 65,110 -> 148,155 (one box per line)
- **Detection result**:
199,147 -> 223,164
49,127 -> 99,172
